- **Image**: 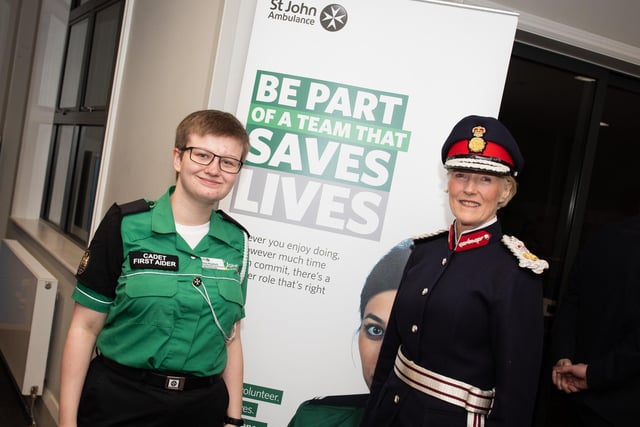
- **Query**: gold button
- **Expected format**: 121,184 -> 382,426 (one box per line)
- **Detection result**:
411,325 -> 418,333
421,288 -> 429,295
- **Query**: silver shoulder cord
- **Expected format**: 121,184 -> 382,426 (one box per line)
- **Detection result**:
193,281 -> 236,343
193,230 -> 249,343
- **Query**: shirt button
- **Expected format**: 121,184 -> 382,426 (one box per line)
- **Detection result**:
192,277 -> 202,287
421,288 -> 429,295
191,255 -> 196,259
442,257 -> 447,265
411,325 -> 418,333
393,394 -> 400,404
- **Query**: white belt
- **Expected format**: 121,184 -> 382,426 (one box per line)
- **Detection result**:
394,348 -> 495,427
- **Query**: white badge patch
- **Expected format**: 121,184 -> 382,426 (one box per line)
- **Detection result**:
201,257 -> 226,270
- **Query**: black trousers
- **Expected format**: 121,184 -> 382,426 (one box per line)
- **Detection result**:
548,391 -> 615,427
78,356 -> 229,427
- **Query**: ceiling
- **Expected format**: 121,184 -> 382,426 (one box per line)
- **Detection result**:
484,0 -> 639,47
445,0 -> 640,66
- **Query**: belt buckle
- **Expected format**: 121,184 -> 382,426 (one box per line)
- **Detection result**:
164,376 -> 185,391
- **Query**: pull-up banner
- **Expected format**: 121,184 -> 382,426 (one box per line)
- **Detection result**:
218,1 -> 518,425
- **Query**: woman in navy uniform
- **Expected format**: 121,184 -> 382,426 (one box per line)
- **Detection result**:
361,115 -> 548,427
59,110 -> 250,427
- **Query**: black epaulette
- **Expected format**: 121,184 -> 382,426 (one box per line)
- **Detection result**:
413,229 -> 448,245
118,198 -> 153,216
217,209 -> 250,236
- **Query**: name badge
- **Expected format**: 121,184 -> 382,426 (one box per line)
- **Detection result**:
201,257 -> 226,270
130,251 -> 179,271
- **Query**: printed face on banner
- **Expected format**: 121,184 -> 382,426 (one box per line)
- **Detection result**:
358,289 -> 397,389
228,70 -> 412,242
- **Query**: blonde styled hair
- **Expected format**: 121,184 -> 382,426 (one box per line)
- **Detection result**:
498,175 -> 517,208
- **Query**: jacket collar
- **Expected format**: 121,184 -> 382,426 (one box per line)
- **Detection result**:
448,218 -> 501,252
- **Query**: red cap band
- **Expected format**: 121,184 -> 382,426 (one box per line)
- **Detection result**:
446,140 -> 515,167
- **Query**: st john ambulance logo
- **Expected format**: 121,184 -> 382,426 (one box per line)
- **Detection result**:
320,4 -> 348,32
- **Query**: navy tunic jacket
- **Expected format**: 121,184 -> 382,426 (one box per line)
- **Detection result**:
362,220 -> 544,427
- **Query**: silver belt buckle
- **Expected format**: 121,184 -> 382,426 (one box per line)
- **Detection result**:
165,376 -> 185,391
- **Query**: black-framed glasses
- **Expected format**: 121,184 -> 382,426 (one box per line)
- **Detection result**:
182,147 -> 243,174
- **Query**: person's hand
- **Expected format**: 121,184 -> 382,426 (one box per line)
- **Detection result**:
552,359 -> 589,393
551,358 -> 571,389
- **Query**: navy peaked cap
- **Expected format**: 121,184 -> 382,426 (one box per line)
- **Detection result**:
441,115 -> 524,177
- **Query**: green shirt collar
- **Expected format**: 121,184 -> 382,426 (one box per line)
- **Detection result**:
151,186 -> 245,250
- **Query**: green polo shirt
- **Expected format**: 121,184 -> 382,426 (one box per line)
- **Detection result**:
72,187 -> 248,376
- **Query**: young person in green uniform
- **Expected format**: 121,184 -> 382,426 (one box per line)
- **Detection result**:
59,110 -> 251,427
287,239 -> 412,427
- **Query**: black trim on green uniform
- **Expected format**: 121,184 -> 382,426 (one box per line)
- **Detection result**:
218,209 -> 250,237
75,200 -> 152,300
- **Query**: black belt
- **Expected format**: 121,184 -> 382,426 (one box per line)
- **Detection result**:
99,355 -> 221,391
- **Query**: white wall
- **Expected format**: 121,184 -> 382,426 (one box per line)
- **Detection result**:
98,0 -> 225,213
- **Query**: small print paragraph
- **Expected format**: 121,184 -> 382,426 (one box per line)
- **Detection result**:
247,235 -> 341,296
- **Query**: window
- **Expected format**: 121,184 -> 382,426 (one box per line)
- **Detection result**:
499,44 -> 640,305
498,46 -> 603,301
580,75 -> 640,240
497,42 -> 640,427
41,0 -> 124,243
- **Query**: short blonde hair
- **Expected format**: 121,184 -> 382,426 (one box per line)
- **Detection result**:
498,175 -> 517,208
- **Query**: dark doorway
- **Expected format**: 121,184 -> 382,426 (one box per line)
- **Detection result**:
498,42 -> 640,427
